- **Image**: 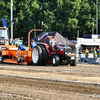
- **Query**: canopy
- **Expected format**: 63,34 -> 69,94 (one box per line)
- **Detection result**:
24,32 -> 75,46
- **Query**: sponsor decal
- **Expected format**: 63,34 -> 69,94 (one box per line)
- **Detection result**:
38,33 -> 48,41
96,58 -> 100,63
18,51 -> 21,55
18,51 -> 25,55
15,51 -> 18,56
18,53 -> 25,55
15,51 -> 26,56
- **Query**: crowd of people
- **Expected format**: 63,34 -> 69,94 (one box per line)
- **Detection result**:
79,46 -> 100,58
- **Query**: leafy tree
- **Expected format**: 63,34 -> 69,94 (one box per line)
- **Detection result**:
78,0 -> 94,37
0,0 -> 99,40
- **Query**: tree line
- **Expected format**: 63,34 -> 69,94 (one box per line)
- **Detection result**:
0,0 -> 100,40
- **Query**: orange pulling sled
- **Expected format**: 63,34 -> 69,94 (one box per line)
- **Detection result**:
0,28 -> 42,65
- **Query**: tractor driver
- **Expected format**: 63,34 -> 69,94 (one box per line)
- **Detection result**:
49,37 -> 56,51
16,44 -> 26,51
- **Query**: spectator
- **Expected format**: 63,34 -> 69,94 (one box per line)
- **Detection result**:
85,48 -> 89,58
93,47 -> 97,58
49,37 -> 56,51
31,40 -> 37,48
79,47 -> 83,58
97,49 -> 100,58
16,44 -> 26,51
94,47 -> 97,52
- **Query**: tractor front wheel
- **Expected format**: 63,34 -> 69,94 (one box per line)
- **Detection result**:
70,60 -> 77,66
52,55 -> 59,66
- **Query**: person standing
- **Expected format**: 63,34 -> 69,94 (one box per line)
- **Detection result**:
93,47 -> 97,58
85,48 -> 89,58
97,49 -> 100,58
79,47 -> 83,58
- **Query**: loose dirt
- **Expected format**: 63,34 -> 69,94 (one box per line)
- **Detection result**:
0,63 -> 100,100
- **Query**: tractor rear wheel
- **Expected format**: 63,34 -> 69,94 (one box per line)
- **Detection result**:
31,45 -> 42,65
0,52 -> 3,63
52,55 -> 59,66
39,45 -> 49,65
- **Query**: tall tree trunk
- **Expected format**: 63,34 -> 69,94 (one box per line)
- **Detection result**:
71,28 -> 74,40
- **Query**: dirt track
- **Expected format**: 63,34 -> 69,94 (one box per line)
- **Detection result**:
0,63 -> 100,100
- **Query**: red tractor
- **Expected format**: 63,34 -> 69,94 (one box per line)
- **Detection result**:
31,36 -> 76,66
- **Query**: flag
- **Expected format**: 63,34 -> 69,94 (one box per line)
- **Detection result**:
1,18 -> 7,27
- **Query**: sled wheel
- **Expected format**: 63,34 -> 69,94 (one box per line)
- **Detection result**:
39,45 -> 49,65
52,55 -> 59,66
31,45 -> 42,65
70,60 -> 77,66
17,55 -> 24,63
0,52 -> 3,63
